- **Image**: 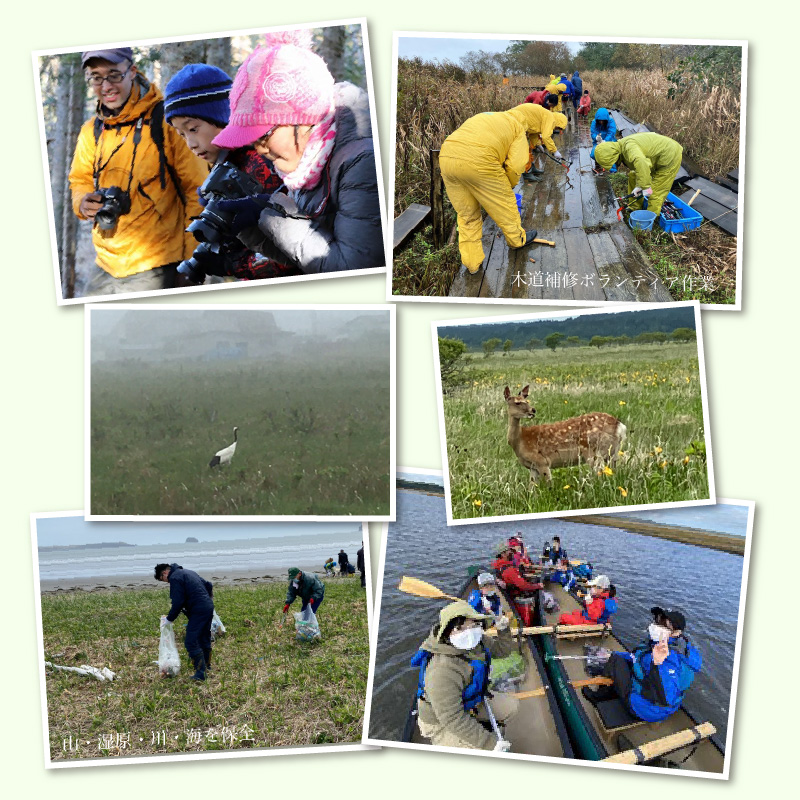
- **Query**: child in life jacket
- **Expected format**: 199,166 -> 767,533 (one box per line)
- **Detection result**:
467,572 -> 503,617
582,607 -> 702,722
558,575 -> 617,626
411,600 -> 518,751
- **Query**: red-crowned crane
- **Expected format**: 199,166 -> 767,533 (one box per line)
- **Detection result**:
209,427 -> 238,468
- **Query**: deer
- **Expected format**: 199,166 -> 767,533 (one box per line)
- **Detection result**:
503,385 -> 626,485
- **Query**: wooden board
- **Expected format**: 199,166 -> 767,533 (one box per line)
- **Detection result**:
606,226 -> 673,302
685,176 -> 738,210
562,158 -> 584,229
716,176 -> 739,193
392,203 -> 430,250
728,168 -> 739,181
538,227 -> 574,301
563,228 -> 605,302
677,191 -> 738,236
585,231 -> 640,302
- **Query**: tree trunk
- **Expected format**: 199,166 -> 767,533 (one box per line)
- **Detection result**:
206,38 -> 233,78
159,40 -> 208,88
318,26 -> 346,82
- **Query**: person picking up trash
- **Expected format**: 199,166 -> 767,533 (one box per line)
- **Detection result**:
283,567 -> 325,617
594,132 -> 683,217
582,606 -> 702,723
155,563 -> 214,681
411,600 -> 519,751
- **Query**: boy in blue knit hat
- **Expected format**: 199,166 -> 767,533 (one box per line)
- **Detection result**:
164,64 -> 296,281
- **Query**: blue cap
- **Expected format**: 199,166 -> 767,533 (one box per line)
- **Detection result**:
164,64 -> 233,128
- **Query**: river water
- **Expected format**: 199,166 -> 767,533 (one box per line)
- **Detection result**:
369,490 -> 747,745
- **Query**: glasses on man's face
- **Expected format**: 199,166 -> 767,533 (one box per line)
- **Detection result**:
86,65 -> 132,87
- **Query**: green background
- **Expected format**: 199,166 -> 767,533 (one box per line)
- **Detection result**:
5,0 -> 791,791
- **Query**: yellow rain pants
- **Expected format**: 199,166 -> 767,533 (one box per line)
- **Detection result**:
594,133 -> 683,217
440,111 -> 529,272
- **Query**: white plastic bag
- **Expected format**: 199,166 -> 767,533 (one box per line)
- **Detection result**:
211,610 -> 226,639
294,606 -> 321,641
158,619 -> 181,677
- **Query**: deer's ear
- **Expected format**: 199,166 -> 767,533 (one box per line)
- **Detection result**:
504,386 -> 511,399
521,385 -> 530,397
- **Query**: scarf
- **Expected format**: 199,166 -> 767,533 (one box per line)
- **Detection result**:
276,110 -> 337,192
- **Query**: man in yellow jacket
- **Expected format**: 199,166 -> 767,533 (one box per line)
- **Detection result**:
544,75 -> 568,112
594,133 -> 683,218
440,110 -> 547,273
507,104 -> 567,181
69,48 -> 208,295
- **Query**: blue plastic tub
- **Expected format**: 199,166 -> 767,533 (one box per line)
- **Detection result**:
629,210 -> 656,231
647,191 -> 703,233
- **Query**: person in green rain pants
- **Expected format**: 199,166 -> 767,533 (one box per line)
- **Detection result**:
594,133 -> 683,217
440,110 -> 542,273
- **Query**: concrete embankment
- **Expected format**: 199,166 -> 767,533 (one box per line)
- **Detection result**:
562,515 -> 745,556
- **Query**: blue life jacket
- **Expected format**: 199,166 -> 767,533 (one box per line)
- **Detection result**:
411,648 -> 491,711
467,589 -> 502,616
630,642 -> 697,714
572,563 -> 592,579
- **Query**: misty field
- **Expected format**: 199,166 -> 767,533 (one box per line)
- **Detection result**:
442,343 -> 710,519
42,578 -> 369,760
91,359 -> 390,516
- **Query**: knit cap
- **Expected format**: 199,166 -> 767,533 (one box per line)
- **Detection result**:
164,64 -> 233,127
212,29 -> 335,149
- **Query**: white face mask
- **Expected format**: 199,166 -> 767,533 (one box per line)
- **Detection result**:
648,623 -> 671,643
292,580 -> 299,588
450,626 -> 483,650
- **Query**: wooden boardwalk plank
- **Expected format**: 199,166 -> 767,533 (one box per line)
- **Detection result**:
677,192 -> 738,236
728,168 -> 739,181
563,227 -> 605,301
586,231 -> 640,302
539,227 -> 574,301
685,176 -> 738,210
606,227 -> 673,302
392,203 -> 431,250
562,155 -> 584,229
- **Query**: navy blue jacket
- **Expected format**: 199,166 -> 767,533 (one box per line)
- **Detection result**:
166,563 -> 214,622
572,72 -> 583,96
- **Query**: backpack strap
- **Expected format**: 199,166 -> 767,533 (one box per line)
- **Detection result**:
148,100 -> 186,206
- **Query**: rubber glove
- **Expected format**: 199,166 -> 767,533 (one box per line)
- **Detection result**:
642,187 -> 653,198
554,150 -> 563,161
495,615 -> 510,631
595,134 -> 602,143
493,739 -> 512,752
216,194 -> 273,234
282,603 -> 290,613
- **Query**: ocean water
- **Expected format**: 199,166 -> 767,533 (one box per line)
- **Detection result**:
369,490 -> 747,744
615,504 -> 750,536
38,533 -> 363,582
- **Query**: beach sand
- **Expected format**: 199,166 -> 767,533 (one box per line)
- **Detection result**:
40,564 -> 329,595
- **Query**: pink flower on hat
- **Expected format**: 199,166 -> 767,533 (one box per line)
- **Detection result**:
213,29 -> 335,150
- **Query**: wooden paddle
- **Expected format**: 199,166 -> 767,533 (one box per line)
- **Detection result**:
398,576 -> 460,602
602,721 -> 716,764
511,676 -> 612,699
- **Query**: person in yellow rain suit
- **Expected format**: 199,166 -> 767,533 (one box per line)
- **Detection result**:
506,104 -> 567,181
544,75 -> 568,112
594,133 -> 683,217
440,111 -> 540,273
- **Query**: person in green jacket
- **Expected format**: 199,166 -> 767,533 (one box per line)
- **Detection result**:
594,132 -> 683,217
413,600 -> 518,752
283,568 -> 325,616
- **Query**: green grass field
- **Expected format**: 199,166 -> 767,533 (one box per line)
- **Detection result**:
442,343 -> 710,519
91,360 -> 391,516
41,578 -> 369,761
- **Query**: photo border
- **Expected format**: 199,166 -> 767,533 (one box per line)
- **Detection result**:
361,470 -> 754,781
33,18 -> 390,306
31,510 -> 377,768
431,300 -> 715,526
84,304 -> 396,521
386,31 -> 747,311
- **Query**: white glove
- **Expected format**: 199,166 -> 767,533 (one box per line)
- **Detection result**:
642,187 -> 653,198
494,614 -> 510,631
632,186 -> 644,197
585,593 -> 594,606
554,150 -> 563,161
493,739 -> 512,752
596,134 -> 602,143
160,616 -> 169,628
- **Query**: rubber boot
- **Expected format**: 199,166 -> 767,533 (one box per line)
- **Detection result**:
511,230 -> 538,249
190,652 -> 207,681
528,164 -> 545,174
203,648 -> 212,671
522,171 -> 543,182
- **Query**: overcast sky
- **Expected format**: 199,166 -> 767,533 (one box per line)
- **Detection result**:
35,515 -> 362,547
398,36 -> 581,63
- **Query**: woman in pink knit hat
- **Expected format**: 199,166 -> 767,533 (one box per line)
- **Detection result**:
214,30 -> 384,274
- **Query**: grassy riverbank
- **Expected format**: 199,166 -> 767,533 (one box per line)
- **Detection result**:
41,578 -> 369,761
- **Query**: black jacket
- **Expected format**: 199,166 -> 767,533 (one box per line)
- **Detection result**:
240,82 -> 384,273
357,547 -> 365,572
166,563 -> 214,622
338,550 -> 350,568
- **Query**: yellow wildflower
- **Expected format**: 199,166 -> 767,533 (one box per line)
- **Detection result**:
563,485 -> 571,490
619,401 -> 626,406
602,466 -> 613,476
683,456 -> 690,465
473,499 -> 482,507
618,487 -> 628,497
659,461 -> 667,469
654,446 -> 663,454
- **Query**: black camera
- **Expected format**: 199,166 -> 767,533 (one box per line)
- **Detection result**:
178,151 -> 265,282
94,186 -> 131,231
